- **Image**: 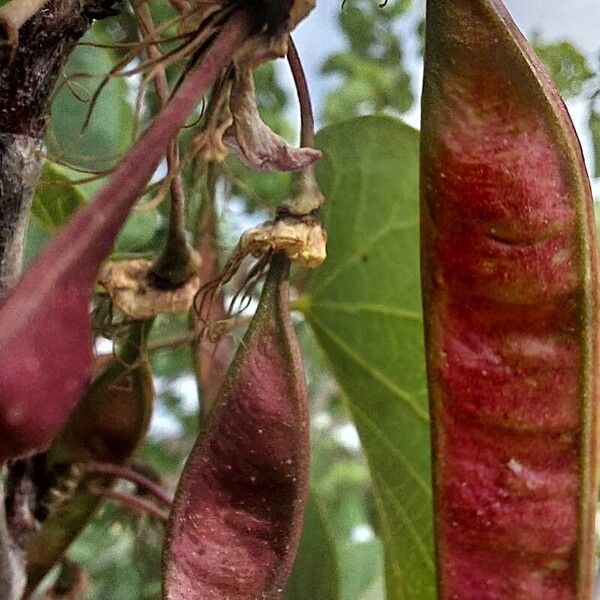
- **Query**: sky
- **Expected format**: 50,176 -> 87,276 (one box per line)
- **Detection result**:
288,0 -> 600,184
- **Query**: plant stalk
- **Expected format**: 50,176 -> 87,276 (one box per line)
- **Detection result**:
192,161 -> 234,416
282,36 -> 324,216
81,461 -> 172,506
133,0 -> 200,286
87,485 -> 170,522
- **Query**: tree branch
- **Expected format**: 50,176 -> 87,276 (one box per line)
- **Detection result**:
0,0 -> 118,296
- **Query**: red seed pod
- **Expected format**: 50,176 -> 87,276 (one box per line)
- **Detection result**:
421,1 -> 600,598
25,321 -> 154,595
0,13 -> 249,463
163,253 -> 309,599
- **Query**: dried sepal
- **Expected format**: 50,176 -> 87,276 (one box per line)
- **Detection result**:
99,260 -> 201,320
195,214 -> 325,337
224,67 -> 322,172
192,115 -> 233,163
192,78 -> 233,163
240,215 -> 326,269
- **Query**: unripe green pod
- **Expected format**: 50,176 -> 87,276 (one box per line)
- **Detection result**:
24,321 -> 154,595
421,0 -> 600,597
163,253 -> 309,599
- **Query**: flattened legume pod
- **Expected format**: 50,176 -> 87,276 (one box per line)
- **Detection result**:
421,1 -> 600,598
163,253 -> 309,600
25,321 -> 154,595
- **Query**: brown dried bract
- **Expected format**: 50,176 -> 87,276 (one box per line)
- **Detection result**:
99,260 -> 201,320
187,1 -> 320,171
223,67 -> 322,172
240,215 -> 327,269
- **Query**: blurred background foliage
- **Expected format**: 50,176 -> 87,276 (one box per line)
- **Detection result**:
26,0 -> 600,598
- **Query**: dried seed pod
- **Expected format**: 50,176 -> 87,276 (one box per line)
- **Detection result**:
421,0 -> 600,598
163,253 -> 309,599
24,322 -> 154,595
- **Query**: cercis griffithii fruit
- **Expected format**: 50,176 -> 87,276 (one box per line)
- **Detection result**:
24,321 -> 154,595
0,11 -> 250,463
421,0 -> 600,598
163,253 -> 309,599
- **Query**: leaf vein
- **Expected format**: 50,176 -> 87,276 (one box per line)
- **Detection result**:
311,301 -> 422,322
350,403 -> 432,497
311,219 -> 418,297
307,314 -> 429,422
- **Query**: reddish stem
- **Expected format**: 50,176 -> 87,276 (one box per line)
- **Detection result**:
134,1 -> 193,283
284,36 -> 324,216
287,36 -> 315,148
87,485 -> 169,523
81,461 -> 173,506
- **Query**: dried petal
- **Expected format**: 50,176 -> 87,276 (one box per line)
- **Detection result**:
99,260 -> 201,320
224,68 -> 322,172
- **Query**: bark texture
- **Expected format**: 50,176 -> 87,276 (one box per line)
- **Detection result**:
0,0 -> 118,296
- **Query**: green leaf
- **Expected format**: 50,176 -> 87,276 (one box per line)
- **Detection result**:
285,492 -> 340,600
47,24 -> 134,171
322,0 -> 413,124
31,163 -> 86,232
302,116 -> 435,599
532,38 -> 593,98
115,208 -> 158,253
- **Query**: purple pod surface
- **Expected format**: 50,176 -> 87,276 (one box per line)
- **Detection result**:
163,253 -> 310,600
421,0 -> 600,598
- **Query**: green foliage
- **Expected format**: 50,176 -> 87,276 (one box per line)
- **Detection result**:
31,164 -> 86,232
68,504 -> 163,600
48,24 -> 134,171
321,0 -> 413,123
305,116 -> 435,599
532,37 -> 594,98
284,492 -> 340,600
